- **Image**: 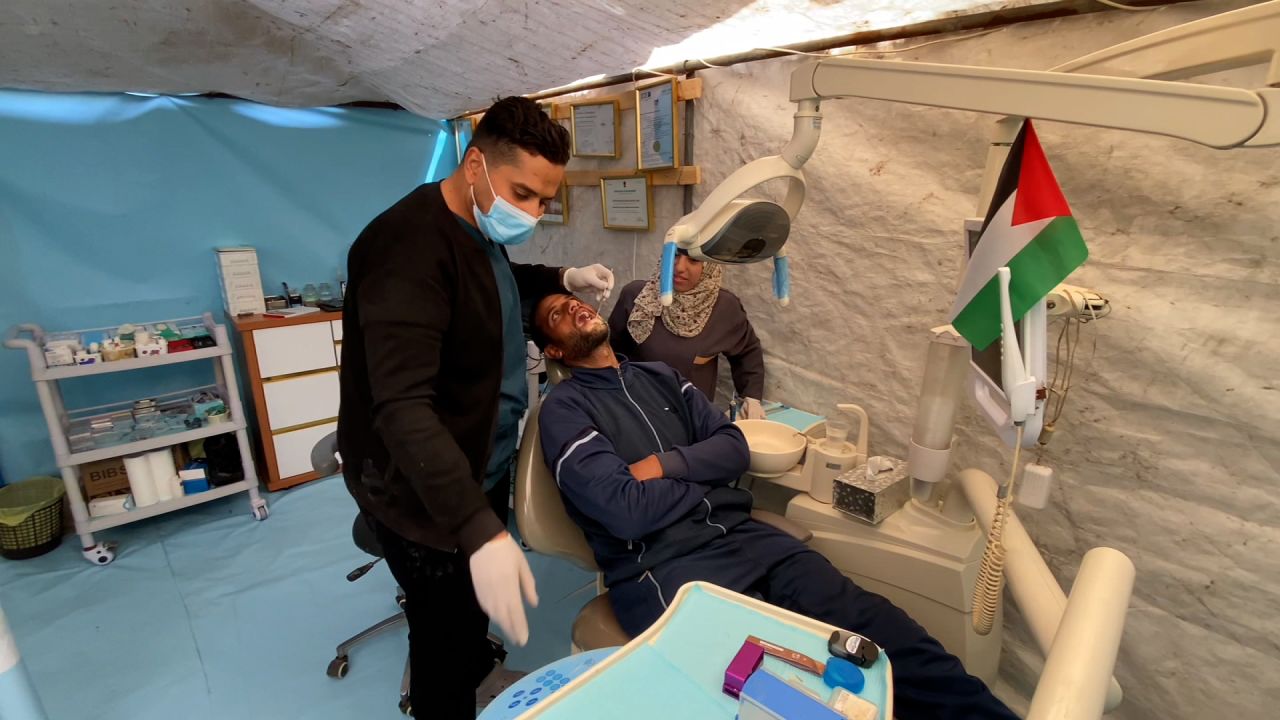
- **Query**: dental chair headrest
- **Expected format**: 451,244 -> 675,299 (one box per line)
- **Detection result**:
546,359 -> 573,385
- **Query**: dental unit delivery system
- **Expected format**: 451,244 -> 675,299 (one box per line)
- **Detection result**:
661,3 -> 1280,719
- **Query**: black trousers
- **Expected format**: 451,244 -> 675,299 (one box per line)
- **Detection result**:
375,474 -> 511,719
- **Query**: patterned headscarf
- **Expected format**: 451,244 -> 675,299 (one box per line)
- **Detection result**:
627,256 -> 724,344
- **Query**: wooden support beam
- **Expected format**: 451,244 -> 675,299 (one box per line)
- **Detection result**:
564,166 -> 701,187
545,78 -> 702,120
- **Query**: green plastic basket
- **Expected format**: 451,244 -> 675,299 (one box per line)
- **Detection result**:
0,476 -> 66,560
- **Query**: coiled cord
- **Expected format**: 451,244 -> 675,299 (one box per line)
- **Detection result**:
971,425 -> 1024,635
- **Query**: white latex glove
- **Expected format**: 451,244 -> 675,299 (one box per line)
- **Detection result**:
563,264 -> 615,304
469,532 -> 539,646
742,397 -> 766,420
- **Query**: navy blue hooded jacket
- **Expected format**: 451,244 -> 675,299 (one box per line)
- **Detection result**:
537,359 -> 754,586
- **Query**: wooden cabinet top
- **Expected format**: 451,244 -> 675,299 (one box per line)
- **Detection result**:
229,310 -> 343,333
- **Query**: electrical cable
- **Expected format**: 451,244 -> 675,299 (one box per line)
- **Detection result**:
828,28 -> 1002,55
1036,287 -> 1110,462
971,423 -> 1023,636
1095,0 -> 1162,11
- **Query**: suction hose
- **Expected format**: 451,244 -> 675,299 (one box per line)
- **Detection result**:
971,424 -> 1024,636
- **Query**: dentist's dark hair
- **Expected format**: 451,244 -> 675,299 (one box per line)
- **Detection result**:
468,96 -> 570,166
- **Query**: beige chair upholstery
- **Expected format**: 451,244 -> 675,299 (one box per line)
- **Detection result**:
515,406 -> 631,651
514,361 -> 813,650
514,411 -> 599,574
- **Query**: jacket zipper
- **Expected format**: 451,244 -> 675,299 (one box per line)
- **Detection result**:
702,498 -> 728,535
618,367 -> 661,568
618,367 -> 664,452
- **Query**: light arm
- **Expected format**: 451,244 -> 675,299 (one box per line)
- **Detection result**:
1050,0 -> 1280,85
790,56 -> 1267,149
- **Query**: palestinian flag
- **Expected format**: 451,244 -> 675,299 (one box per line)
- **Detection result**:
949,120 -> 1088,350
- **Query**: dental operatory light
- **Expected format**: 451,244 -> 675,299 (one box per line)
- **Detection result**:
662,0 -> 1279,452
659,0 -> 1279,309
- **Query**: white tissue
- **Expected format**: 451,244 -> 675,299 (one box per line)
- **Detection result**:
146,449 -> 179,502
123,454 -> 158,507
865,456 -> 898,478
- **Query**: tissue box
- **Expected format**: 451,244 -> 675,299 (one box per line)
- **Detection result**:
833,456 -> 910,525
43,343 -> 77,367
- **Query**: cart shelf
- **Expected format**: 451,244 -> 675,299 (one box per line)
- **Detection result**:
5,312 -> 268,565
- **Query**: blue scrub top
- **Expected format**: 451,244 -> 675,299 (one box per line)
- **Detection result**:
455,216 -> 527,490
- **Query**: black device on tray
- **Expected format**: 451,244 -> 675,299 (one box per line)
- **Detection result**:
828,630 -> 880,668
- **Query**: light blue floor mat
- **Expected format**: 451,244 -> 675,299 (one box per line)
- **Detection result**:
0,476 -> 595,720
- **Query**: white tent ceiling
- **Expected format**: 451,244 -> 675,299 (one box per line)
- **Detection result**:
1,0 -> 1079,118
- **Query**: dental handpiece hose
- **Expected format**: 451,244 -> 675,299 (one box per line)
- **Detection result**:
971,423 -> 1024,636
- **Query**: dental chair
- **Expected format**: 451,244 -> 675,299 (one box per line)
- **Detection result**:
514,362 -> 815,652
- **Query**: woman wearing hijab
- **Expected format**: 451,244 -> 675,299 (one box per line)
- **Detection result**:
607,250 -> 767,419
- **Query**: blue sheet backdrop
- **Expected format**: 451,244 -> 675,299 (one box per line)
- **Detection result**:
0,90 -> 458,484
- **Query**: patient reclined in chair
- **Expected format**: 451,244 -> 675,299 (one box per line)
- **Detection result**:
530,292 -> 1016,720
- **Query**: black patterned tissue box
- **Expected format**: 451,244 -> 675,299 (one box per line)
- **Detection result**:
832,457 -> 910,525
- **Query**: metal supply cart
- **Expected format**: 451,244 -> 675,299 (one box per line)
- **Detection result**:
4,312 -> 268,565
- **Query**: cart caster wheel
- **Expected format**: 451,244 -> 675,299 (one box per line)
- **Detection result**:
251,500 -> 269,521
83,542 -> 116,565
396,594 -> 407,610
398,698 -> 413,716
326,656 -> 349,679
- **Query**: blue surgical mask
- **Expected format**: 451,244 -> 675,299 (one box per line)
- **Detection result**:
471,156 -> 539,246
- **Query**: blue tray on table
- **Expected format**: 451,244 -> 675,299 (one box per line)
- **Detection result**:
493,582 -> 892,720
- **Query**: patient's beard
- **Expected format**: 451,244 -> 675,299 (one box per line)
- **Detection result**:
561,323 -> 610,363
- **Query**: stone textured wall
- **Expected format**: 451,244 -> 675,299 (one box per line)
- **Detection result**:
513,3 -> 1280,717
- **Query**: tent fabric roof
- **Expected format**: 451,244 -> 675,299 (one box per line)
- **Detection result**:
1,1 -> 1055,118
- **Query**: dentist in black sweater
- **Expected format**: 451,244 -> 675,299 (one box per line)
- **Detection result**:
338,97 -> 614,717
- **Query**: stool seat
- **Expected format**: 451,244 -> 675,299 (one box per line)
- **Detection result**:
352,513 -> 382,557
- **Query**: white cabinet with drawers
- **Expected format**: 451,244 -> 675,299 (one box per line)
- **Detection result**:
233,312 -> 345,491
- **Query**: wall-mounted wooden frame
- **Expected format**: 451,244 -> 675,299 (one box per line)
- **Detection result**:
571,99 -> 620,158
542,183 -> 568,225
600,176 -> 651,231
636,78 -> 680,171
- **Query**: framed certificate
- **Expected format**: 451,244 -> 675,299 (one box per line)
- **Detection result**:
542,183 -> 568,225
571,100 -> 620,158
636,79 -> 680,170
600,176 -> 651,230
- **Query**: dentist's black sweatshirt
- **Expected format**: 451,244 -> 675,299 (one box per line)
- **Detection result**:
339,182 -> 564,556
